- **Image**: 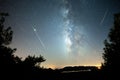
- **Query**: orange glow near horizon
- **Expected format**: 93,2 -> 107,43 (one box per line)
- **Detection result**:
41,63 -> 102,69
41,64 -> 58,69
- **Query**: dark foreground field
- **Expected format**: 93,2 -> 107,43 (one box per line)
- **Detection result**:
0,67 -> 115,80
60,71 -> 102,80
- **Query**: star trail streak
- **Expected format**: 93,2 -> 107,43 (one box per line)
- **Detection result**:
100,9 -> 108,25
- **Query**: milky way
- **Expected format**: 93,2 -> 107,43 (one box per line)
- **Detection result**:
62,0 -> 86,58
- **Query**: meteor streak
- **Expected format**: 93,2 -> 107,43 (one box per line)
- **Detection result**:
32,26 -> 46,51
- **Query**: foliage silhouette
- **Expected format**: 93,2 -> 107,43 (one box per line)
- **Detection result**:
0,13 -> 18,65
23,55 -> 46,67
101,13 -> 120,79
0,12 -> 18,80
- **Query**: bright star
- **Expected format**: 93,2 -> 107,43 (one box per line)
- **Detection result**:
33,28 -> 36,32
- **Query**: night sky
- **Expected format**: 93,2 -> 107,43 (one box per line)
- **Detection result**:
0,0 -> 120,69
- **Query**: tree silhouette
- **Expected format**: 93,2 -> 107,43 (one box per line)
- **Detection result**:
0,13 -> 18,65
23,55 -> 46,67
102,13 -> 120,73
0,13 -> 19,80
